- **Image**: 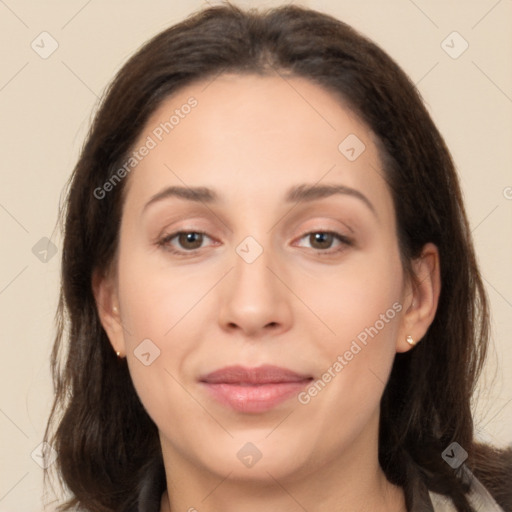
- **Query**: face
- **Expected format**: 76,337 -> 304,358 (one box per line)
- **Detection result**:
97,73 -> 434,484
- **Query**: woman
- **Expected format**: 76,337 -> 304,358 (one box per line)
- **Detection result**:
44,3 -> 511,511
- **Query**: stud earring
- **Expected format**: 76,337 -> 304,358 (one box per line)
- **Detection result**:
116,350 -> 121,357
406,335 -> 416,346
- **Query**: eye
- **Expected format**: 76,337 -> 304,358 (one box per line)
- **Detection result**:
295,231 -> 353,254
157,231 -> 214,254
156,229 -> 353,256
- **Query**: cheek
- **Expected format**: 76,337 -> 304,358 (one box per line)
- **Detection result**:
292,256 -> 403,456
303,244 -> 404,401
115,243 -> 217,425
117,244 -> 214,344
312,243 -> 403,347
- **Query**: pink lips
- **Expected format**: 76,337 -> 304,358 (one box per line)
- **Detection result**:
199,365 -> 313,413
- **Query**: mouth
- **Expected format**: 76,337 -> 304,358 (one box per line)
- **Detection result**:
199,364 -> 314,413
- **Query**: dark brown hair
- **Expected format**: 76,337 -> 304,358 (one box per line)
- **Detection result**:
44,3 -> 510,511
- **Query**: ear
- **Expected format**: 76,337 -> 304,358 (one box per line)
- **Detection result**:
92,266 -> 126,357
396,242 -> 441,353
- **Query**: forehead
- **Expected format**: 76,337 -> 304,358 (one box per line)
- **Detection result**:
123,73 -> 393,223
141,72 -> 371,160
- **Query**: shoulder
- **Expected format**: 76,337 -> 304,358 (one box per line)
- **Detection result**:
404,442 -> 511,511
469,442 -> 512,512
428,467 -> 508,512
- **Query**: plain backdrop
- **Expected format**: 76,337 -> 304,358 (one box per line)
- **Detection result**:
0,0 -> 511,510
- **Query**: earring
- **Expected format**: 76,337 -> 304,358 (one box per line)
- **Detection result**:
116,350 -> 121,358
406,335 -> 416,346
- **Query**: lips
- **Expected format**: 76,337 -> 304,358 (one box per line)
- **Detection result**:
199,365 -> 313,413
200,364 -> 312,384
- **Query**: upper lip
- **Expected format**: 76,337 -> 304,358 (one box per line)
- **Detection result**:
199,364 -> 313,385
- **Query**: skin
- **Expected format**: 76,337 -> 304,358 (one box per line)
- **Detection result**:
94,73 -> 440,512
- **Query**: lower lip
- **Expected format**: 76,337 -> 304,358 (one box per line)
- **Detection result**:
200,380 -> 311,413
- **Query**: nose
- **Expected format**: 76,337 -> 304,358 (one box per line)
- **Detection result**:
217,240 -> 293,339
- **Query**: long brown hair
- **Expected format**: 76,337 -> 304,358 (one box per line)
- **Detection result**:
44,3 -> 508,511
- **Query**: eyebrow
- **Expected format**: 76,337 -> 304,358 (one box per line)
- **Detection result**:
143,183 -> 377,217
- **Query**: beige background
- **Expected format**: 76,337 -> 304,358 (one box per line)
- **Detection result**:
0,0 -> 511,510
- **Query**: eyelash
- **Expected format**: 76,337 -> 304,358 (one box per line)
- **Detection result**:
156,230 -> 354,256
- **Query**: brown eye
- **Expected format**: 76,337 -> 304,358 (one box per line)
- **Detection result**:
296,231 -> 353,255
158,231 -> 211,253
309,232 -> 335,250
176,232 -> 204,250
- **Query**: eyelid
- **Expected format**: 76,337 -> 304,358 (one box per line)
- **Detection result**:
156,226 -> 354,256
156,229 -> 215,253
293,230 -> 354,254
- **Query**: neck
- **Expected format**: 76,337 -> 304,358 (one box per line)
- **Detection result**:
159,412 -> 406,512
160,470 -> 405,512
